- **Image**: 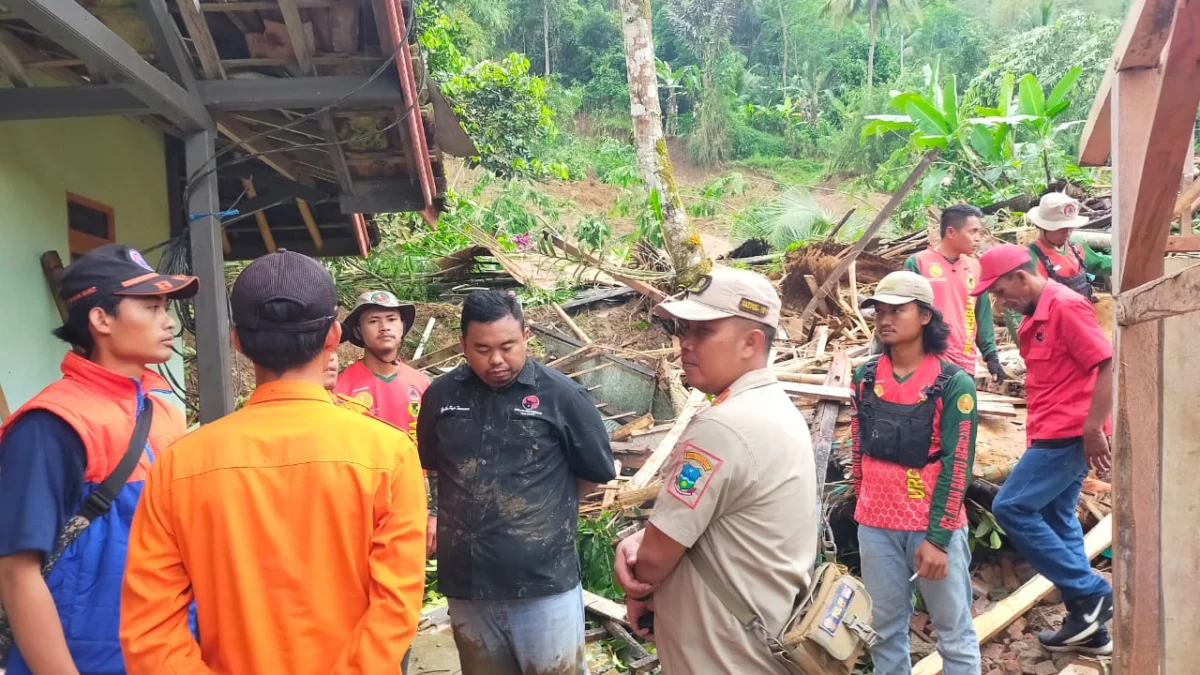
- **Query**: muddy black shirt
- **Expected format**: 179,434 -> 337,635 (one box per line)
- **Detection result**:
416,359 -> 616,600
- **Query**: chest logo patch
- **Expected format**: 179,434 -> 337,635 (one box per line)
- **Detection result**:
966,275 -> 976,289
1035,329 -> 1046,343
957,394 -> 974,414
408,385 -> 421,402
522,395 -> 540,410
353,391 -> 374,409
668,443 -> 723,509
928,263 -> 944,278
873,384 -> 885,398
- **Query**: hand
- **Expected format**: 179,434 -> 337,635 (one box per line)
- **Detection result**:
614,530 -> 655,599
1083,427 -> 1112,473
914,541 -> 948,581
986,355 -> 1006,384
426,516 -> 437,558
625,595 -> 656,641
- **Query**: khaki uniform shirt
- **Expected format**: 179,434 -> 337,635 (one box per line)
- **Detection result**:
651,368 -> 818,674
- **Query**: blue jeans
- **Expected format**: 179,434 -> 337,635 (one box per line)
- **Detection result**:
447,584 -> 587,675
992,442 -> 1111,602
859,526 -> 980,675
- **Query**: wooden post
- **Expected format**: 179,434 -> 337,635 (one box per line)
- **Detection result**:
811,351 -> 850,502
1182,127 -> 1196,234
186,130 -> 236,422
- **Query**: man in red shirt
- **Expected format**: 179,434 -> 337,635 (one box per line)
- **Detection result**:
335,290 -> 433,557
971,244 -> 1113,655
1026,192 -> 1111,300
852,271 -> 980,675
904,203 -> 1003,381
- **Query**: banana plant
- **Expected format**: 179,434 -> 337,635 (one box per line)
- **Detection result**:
1016,67 -> 1085,187
862,59 -> 972,151
964,74 -> 1031,165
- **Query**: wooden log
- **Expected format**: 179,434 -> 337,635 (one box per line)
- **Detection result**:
977,402 -> 1018,418
800,149 -> 939,332
814,325 -> 830,357
616,481 -> 662,507
39,250 -> 68,322
911,515 -> 1113,675
622,389 -> 707,491
1115,261 -> 1200,326
552,301 -> 592,343
412,317 -> 436,360
773,376 -> 854,403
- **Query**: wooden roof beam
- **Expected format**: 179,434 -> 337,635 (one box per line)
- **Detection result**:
0,28 -> 33,86
217,116 -> 309,184
175,0 -> 225,79
1078,70 -> 1112,166
2,0 -> 211,129
132,0 -> 196,91
278,0 -> 356,196
241,178 -> 279,252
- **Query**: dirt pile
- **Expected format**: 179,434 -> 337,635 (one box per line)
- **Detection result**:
780,241 -> 899,311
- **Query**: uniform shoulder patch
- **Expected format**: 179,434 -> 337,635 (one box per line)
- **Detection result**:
956,393 -> 975,414
668,442 -> 724,509
928,263 -> 944,278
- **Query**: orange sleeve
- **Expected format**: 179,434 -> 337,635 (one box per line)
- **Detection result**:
120,460 -> 215,675
328,440 -> 427,675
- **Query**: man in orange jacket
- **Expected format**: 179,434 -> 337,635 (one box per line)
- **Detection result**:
0,244 -> 196,675
121,250 -> 427,675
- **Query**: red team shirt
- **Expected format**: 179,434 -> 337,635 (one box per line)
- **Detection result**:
334,360 -> 431,440
1017,281 -> 1112,443
911,249 -> 983,373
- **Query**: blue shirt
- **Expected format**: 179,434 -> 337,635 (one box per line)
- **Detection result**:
0,410 -> 88,558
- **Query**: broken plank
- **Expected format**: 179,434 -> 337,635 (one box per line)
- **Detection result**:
977,402 -> 1018,418
412,317 -> 436,360
604,619 -> 650,660
547,344 -> 599,372
622,389 -> 708,491
583,589 -> 627,625
812,352 -> 851,501
617,481 -> 662,507
552,301 -> 592,343
611,413 -> 655,442
774,376 -> 854,403
409,342 -> 461,370
911,514 -> 1113,675
568,361 -> 616,379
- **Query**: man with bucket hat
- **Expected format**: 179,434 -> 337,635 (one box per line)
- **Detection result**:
970,244 -> 1114,655
0,244 -> 196,674
121,250 -> 427,674
613,267 -> 817,673
850,271 -> 981,675
1025,193 -> 1111,301
335,290 -> 429,441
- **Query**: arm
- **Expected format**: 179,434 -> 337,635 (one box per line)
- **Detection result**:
329,438 -> 428,674
974,290 -> 998,361
0,552 -> 77,675
1080,242 -> 1113,278
121,460 -> 214,674
924,372 -> 978,550
903,255 -> 919,274
632,524 -> 688,586
562,387 -> 617,484
1061,298 -> 1114,468
0,411 -> 87,675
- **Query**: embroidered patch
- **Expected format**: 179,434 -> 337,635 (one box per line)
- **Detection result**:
1035,329 -> 1046,343
905,468 -> 926,499
711,389 -> 731,406
370,291 -> 395,304
966,275 -> 977,289
928,263 -> 944,278
687,275 -> 713,294
353,391 -> 374,410
737,297 -> 769,317
1063,203 -> 1078,218
128,249 -> 154,271
522,395 -> 540,410
668,443 -> 723,509
873,384 -> 885,397
957,393 -> 975,414
408,385 -> 421,402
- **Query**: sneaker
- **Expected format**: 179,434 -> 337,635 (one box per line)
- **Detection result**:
1040,624 -> 1113,655
1037,594 -> 1114,652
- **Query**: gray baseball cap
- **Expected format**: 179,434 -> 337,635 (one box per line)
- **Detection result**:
655,267 -> 781,328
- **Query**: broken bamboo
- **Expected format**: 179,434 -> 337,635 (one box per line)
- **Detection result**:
623,388 -> 707,491
552,302 -> 593,343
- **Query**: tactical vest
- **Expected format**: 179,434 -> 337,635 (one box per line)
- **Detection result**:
1030,242 -> 1094,301
856,356 -> 960,469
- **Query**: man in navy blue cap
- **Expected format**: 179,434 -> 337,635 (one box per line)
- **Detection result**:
0,243 -> 197,674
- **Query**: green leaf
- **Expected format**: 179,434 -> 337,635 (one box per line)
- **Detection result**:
913,134 -> 949,149
942,75 -> 959,131
967,114 -> 1038,127
1046,101 -> 1070,119
990,530 -> 1003,549
902,97 -> 951,138
921,166 -> 949,199
1018,73 -> 1045,117
969,125 -> 1002,162
997,73 -> 1015,117
974,519 -> 993,538
1047,66 -> 1083,112
862,115 -> 915,140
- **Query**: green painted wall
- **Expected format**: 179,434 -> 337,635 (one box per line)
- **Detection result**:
0,114 -> 186,411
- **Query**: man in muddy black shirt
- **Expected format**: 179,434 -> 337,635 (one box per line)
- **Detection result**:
416,291 -> 616,675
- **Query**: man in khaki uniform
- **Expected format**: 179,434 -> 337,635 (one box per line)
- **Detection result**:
614,267 -> 818,673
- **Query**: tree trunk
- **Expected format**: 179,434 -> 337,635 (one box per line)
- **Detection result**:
543,0 -> 551,77
866,0 -> 877,93
778,0 -> 788,89
618,0 -> 709,288
666,91 -> 679,137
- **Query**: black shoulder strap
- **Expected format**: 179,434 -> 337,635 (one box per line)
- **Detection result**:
858,356 -> 881,396
1069,242 -> 1087,266
1029,243 -> 1055,275
929,359 -> 962,396
77,402 -> 154,521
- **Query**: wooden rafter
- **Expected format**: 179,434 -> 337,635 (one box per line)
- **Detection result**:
217,116 -> 308,184
296,199 -> 324,249
175,0 -> 225,79
0,27 -> 33,86
240,178 -> 278,252
278,0 -> 356,196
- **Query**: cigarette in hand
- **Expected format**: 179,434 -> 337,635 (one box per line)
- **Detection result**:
909,571 -> 920,582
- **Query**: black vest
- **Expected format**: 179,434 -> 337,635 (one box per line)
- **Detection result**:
856,357 -> 961,469
1029,242 -> 1094,301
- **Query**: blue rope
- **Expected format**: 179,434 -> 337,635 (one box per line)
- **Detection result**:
188,209 -> 240,222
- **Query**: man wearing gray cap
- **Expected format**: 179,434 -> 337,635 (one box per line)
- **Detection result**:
613,267 -> 817,673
